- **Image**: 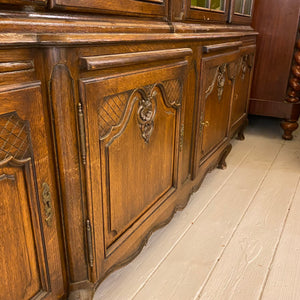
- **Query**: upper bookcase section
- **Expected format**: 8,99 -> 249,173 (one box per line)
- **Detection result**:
229,0 -> 254,24
182,0 -> 253,23
0,0 -> 253,25
49,0 -> 168,18
186,0 -> 230,22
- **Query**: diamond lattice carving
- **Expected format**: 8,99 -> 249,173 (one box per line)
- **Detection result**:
0,113 -> 31,161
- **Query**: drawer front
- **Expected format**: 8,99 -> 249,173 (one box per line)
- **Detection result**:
50,0 -> 168,18
231,45 -> 255,128
79,50 -> 190,267
197,50 -> 239,164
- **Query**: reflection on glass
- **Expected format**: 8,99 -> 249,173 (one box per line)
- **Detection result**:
244,0 -> 252,15
191,0 -> 209,8
234,0 -> 243,13
211,0 -> 225,10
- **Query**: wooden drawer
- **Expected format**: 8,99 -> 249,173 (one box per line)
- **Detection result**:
78,48 -> 192,276
50,0 -> 168,18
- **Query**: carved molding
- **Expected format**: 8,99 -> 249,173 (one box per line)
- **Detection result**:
0,173 -> 16,181
98,79 -> 182,141
205,63 -> 236,101
239,53 -> 254,80
162,79 -> 183,107
286,27 -> 300,103
98,90 -> 133,140
42,182 -> 53,227
217,64 -> 226,101
0,112 -> 32,162
137,89 -> 157,144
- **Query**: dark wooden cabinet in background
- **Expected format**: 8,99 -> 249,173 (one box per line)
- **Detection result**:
0,0 -> 256,299
249,0 -> 300,140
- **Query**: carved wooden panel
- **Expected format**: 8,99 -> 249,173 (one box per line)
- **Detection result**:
196,51 -> 239,166
231,46 -> 255,127
0,83 -> 64,299
0,112 -> 31,161
79,60 -> 188,264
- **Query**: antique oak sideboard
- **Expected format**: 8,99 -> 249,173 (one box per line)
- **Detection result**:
0,0 -> 256,299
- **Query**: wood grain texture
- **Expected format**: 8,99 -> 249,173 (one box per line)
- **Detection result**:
249,0 -> 300,130
50,0 -> 168,18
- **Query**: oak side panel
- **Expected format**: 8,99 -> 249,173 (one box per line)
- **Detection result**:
250,0 -> 299,103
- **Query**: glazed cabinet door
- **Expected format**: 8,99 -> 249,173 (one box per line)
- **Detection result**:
50,0 -> 168,18
183,0 -> 230,22
195,49 -> 239,168
230,45 -> 255,136
229,0 -> 254,24
79,48 -> 191,279
0,52 -> 65,299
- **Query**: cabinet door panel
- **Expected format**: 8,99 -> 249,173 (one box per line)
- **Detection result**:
0,164 -> 44,300
107,87 -> 176,236
51,0 -> 167,18
196,51 -> 238,165
0,84 -> 65,299
231,46 -> 255,128
80,60 -> 187,261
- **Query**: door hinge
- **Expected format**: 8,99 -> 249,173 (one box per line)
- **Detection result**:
86,219 -> 94,268
78,102 -> 87,165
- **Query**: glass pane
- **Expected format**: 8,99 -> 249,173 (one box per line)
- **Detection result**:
243,0 -> 252,15
191,0 -> 209,8
211,0 -> 225,11
234,0 -> 243,13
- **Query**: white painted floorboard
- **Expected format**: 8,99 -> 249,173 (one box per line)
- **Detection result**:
94,117 -> 300,300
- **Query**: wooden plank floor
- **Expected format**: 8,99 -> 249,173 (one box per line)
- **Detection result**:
94,116 -> 300,300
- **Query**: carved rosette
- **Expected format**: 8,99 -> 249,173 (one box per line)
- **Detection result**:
137,90 -> 157,144
286,27 -> 300,103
